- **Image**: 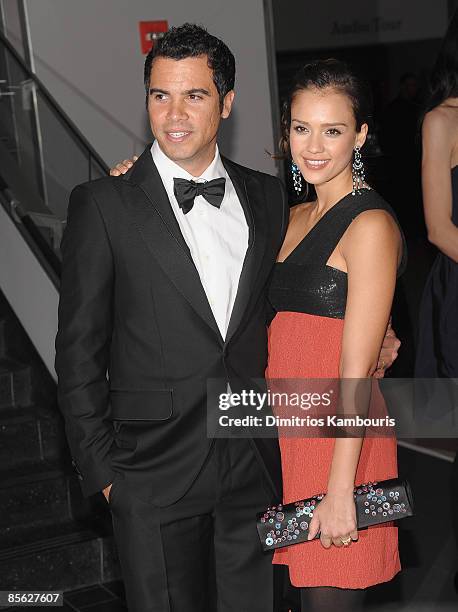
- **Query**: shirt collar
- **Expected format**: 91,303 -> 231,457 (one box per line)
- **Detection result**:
151,140 -> 226,196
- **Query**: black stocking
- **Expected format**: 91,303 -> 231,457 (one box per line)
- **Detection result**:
300,586 -> 365,611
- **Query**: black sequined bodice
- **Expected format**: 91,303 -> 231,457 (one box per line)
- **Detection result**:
268,190 -> 407,320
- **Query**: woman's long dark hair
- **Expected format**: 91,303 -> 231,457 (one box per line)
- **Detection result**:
424,9 -> 458,114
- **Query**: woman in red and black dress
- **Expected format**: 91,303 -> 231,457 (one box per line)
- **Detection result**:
266,59 -> 406,611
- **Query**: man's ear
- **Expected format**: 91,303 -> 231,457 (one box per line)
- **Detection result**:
221,90 -> 235,119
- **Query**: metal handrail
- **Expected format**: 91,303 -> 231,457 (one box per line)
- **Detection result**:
28,44 -> 146,152
0,29 -> 109,174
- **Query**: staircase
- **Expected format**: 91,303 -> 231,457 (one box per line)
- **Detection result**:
0,24 -> 122,593
0,289 -> 121,591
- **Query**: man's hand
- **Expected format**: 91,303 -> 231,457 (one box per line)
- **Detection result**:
374,319 -> 401,378
110,155 -> 139,176
102,483 -> 113,502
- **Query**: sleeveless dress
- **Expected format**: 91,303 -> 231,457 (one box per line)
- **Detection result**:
266,189 -> 407,589
415,166 -> 458,377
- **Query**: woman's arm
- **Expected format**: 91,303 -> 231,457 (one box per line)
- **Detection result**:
308,209 -> 401,548
339,209 -> 401,378
422,109 -> 458,263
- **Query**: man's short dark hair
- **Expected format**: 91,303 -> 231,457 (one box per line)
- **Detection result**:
144,23 -> 235,108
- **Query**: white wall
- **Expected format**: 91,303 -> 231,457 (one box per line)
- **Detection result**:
16,0 -> 278,174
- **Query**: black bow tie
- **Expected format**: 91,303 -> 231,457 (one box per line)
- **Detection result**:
173,177 -> 226,214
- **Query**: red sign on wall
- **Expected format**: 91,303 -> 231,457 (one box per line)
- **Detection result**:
139,21 -> 168,54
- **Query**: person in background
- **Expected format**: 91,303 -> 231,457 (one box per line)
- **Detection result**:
414,9 -> 458,592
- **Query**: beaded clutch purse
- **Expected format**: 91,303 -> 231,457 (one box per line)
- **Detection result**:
257,478 -> 413,551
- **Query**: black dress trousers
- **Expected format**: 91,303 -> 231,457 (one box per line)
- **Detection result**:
109,438 -> 275,612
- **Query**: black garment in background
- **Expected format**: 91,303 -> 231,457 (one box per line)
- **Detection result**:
415,165 -> 458,563
415,166 -> 458,379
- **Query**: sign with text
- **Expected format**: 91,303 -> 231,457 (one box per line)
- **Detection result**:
139,21 -> 168,54
274,0 -> 448,51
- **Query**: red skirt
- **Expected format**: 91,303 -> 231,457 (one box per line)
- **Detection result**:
266,311 -> 400,589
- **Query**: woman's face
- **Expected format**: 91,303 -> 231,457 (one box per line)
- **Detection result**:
289,86 -> 367,188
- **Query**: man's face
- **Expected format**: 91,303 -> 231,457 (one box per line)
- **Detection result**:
147,55 -> 234,175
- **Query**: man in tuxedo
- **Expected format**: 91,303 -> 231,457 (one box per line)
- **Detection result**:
56,23 -> 399,612
56,23 -> 287,612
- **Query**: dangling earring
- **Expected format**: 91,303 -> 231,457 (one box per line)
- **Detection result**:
352,145 -> 368,196
291,161 -> 302,195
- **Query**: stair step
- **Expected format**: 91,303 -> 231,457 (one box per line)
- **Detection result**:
0,310 -> 56,411
0,293 -> 121,591
0,359 -> 32,409
0,405 -> 64,469
0,315 -> 32,363
1,516 -> 109,554
0,519 -> 122,591
0,318 -> 6,359
0,462 -> 71,532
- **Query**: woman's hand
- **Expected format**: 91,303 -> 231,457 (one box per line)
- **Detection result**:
307,490 -> 358,549
110,155 -> 139,176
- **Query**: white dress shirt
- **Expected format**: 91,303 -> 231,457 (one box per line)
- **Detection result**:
151,140 -> 249,339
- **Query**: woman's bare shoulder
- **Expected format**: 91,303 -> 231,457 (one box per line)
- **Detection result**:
343,208 -> 401,249
423,103 -> 458,163
424,103 -> 458,132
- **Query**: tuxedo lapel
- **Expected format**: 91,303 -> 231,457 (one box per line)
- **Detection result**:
122,146 -> 224,344
223,158 -> 268,345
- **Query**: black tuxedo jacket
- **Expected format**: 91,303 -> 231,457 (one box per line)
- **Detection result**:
55,145 -> 288,504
